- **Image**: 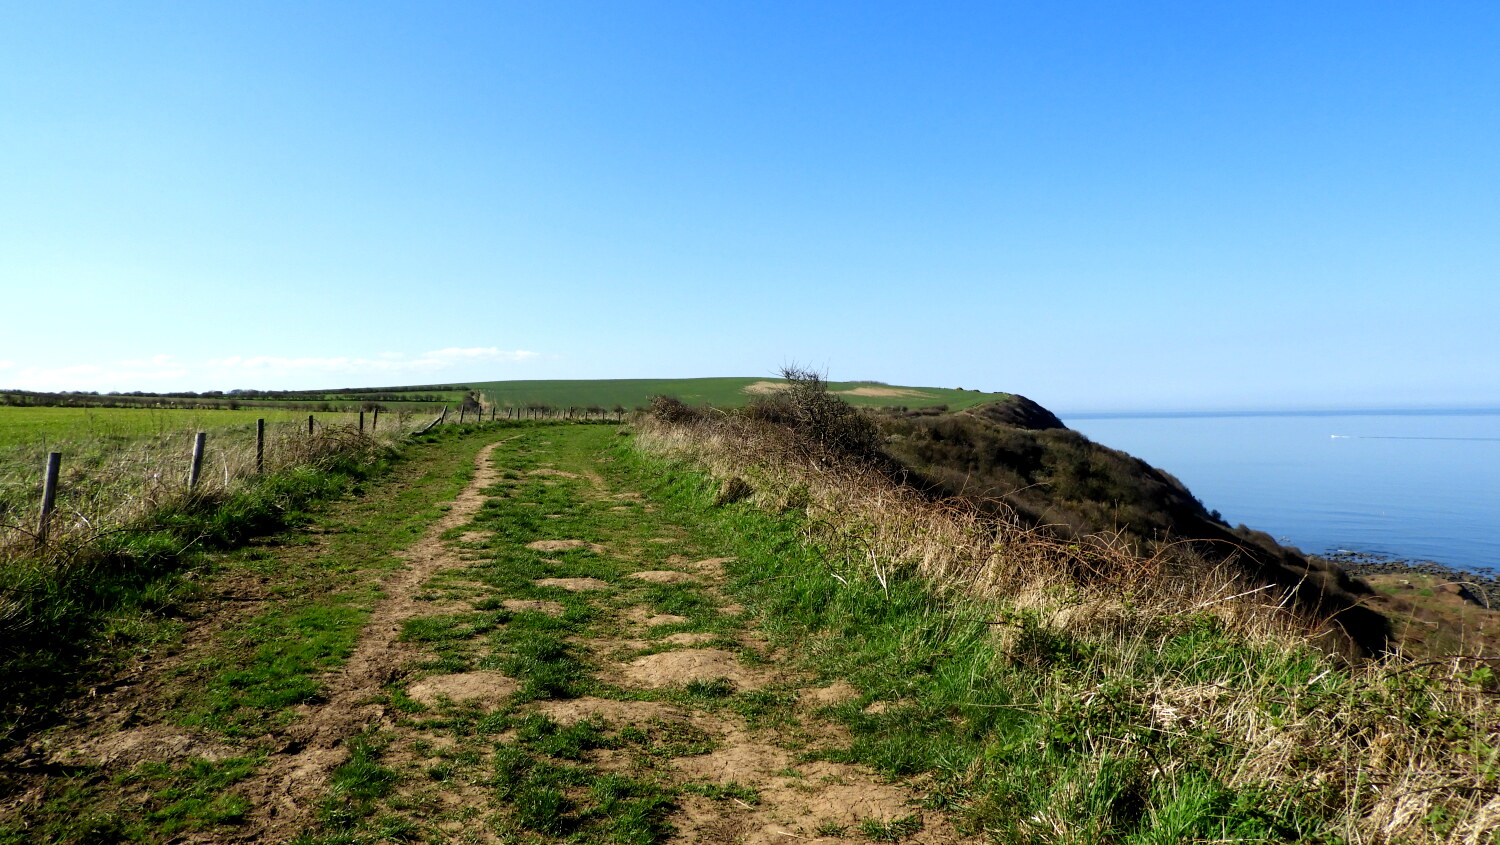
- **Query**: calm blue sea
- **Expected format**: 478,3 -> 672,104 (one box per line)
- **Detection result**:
1061,410 -> 1500,577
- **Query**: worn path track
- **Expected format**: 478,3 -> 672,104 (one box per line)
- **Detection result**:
241,438 -> 510,839
260,424 -> 976,843
2,425 -> 976,844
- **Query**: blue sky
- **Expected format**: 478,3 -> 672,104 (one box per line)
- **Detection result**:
3,1 -> 1497,412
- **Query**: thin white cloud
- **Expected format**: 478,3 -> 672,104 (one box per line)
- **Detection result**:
421,347 -> 540,362
3,348 -> 541,392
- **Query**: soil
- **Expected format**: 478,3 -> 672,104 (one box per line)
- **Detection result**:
2,427 -> 981,844
235,439 -> 509,839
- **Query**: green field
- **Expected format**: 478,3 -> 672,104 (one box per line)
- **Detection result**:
468,376 -> 1001,411
0,407 -> 370,450
0,378 -> 1001,448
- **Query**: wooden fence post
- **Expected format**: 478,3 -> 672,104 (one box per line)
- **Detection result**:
459,406 -> 466,424
307,415 -> 315,435
256,419 -> 265,474
188,432 -> 207,489
372,409 -> 379,431
359,411 -> 365,433
38,452 -> 61,543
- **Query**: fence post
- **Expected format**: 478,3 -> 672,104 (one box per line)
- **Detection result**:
359,411 -> 365,433
459,406 -> 466,424
372,408 -> 379,431
188,432 -> 207,489
308,414 -> 314,435
256,419 -> 265,474
38,452 -> 61,543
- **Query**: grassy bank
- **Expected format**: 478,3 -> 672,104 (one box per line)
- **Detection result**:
631,412 -> 1500,842
0,414 -> 482,744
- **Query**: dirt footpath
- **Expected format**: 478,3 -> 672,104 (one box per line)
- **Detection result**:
3,426 -> 978,844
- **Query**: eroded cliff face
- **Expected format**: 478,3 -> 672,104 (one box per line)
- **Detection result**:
875,396 -> 1392,655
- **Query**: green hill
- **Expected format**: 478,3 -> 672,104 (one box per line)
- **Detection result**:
468,377 -> 1001,411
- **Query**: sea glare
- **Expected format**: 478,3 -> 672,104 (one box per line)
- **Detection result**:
1061,409 -> 1500,577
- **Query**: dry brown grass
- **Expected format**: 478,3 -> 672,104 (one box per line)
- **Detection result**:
0,415 -> 427,559
636,412 -> 1500,844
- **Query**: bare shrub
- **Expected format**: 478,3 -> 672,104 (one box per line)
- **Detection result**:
742,365 -> 881,460
647,394 -> 705,425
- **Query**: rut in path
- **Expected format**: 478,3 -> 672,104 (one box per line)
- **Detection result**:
273,425 -> 981,845
237,438 -> 510,840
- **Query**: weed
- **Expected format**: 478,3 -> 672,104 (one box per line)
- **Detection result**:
859,813 -> 922,841
681,781 -> 760,804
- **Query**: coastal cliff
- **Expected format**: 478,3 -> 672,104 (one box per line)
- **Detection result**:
875,395 -> 1394,654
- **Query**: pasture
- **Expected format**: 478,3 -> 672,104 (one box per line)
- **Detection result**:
469,376 -> 999,412
0,406 -> 359,450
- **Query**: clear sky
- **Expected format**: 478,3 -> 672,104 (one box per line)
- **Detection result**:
3,1 -> 1497,412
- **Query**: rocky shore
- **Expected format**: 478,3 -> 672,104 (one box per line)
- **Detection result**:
1323,551 -> 1500,609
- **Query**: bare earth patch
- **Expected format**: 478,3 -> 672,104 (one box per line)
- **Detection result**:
527,468 -> 581,479
672,741 -> 790,782
406,672 -> 518,708
534,577 -> 611,592
235,439 -> 509,840
620,649 -> 762,690
48,726 -> 238,767
804,681 -> 860,706
628,570 -> 698,584
533,697 -> 693,727
526,539 -> 608,553
501,598 -> 565,615
690,557 -> 735,577
661,632 -> 718,646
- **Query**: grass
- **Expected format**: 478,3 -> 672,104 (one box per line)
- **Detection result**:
0,755 -> 260,844
287,424 -> 794,844
468,376 -> 1000,413
22,407 -> 1491,843
0,423 -> 508,842
0,430 -> 400,740
0,405 -> 358,449
634,408 -> 1500,843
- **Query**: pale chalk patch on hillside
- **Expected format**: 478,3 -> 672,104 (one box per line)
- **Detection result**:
740,380 -> 937,399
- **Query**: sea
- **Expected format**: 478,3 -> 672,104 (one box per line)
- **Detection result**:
1060,409 -> 1500,578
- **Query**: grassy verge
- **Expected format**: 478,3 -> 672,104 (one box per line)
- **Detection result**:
0,438 -> 398,740
0,423 -> 510,842
632,420 -> 1500,843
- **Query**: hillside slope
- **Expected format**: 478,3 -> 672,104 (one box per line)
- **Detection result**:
469,377 -> 1000,412
877,395 -> 1394,653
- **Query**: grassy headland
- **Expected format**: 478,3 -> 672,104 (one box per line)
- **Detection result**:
635,373 -> 1500,842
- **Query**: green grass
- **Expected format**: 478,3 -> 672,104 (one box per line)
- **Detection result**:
0,405 -> 356,449
469,376 -> 1000,412
0,424 -> 510,842
613,438 -> 1366,843
0,756 -> 261,844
